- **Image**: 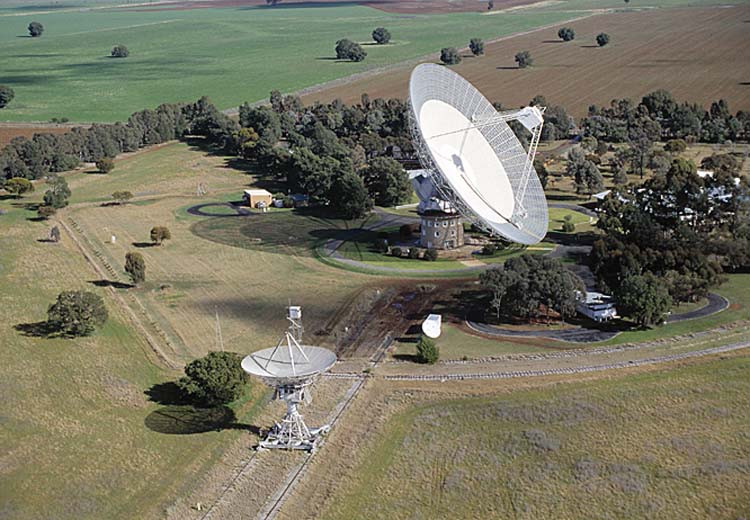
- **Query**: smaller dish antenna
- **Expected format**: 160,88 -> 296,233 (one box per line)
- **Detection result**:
421,314 -> 442,339
241,306 -> 336,451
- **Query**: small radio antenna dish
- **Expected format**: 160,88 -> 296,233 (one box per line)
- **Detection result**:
408,63 -> 549,244
241,307 -> 336,451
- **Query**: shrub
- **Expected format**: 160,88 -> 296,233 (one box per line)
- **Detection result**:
0,85 -> 15,108
423,248 -> 438,261
391,246 -> 403,257
96,157 -> 115,173
28,21 -> 44,37
47,290 -> 108,336
372,27 -> 391,45
664,139 -> 687,154
177,351 -> 247,406
111,191 -> 133,204
482,243 -> 498,256
111,44 -> 130,58
283,196 -> 295,208
515,50 -> 533,68
373,238 -> 389,253
562,215 -> 576,233
416,336 -> 439,364
440,47 -> 461,65
37,206 -> 56,220
469,38 -> 484,56
408,247 -> 420,259
596,33 -> 610,47
4,177 -> 34,197
558,27 -> 575,42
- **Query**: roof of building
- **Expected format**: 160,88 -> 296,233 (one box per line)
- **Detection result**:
244,189 -> 272,197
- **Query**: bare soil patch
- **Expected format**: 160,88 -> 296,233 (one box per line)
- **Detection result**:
0,123 -> 80,148
302,5 -> 750,118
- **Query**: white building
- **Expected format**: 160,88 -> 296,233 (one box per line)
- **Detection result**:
576,291 -> 618,322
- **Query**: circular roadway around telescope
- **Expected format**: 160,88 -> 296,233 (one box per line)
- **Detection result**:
409,63 -> 548,244
241,346 -> 337,385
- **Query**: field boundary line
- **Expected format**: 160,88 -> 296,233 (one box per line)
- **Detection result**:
381,340 -> 750,381
58,216 -> 181,369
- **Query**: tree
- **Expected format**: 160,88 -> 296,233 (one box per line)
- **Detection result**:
423,248 -> 438,261
50,225 -> 61,243
469,38 -> 485,56
95,157 -> 115,173
0,85 -> 15,108
335,39 -> 366,62
596,33 -> 610,47
43,174 -> 71,209
28,21 -> 44,37
391,246 -> 403,257
616,273 -> 672,327
361,156 -> 411,206
37,206 -> 56,220
112,191 -> 133,204
150,226 -> 172,245
567,150 -> 604,195
562,215 -> 575,233
664,139 -> 687,154
125,252 -> 145,285
177,351 -> 247,406
440,47 -> 461,65
613,167 -> 629,185
515,50 -> 533,68
416,336 -> 439,364
329,172 -> 372,219
488,0 -> 494,9
4,177 -> 33,197
534,158 -> 549,189
558,27 -> 575,42
47,290 -> 108,337
111,44 -> 130,58
372,27 -> 391,45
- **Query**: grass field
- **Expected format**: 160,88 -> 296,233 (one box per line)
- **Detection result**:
304,3 -> 750,119
0,2 -> 584,122
0,170 -> 269,519
320,355 -> 750,519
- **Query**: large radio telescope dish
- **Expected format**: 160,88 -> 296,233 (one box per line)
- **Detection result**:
409,63 -> 548,244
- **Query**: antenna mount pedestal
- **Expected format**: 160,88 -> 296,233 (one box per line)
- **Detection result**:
258,382 -> 330,451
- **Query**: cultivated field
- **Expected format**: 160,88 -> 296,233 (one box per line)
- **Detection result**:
285,354 -> 750,519
303,4 -> 750,118
0,1 -> 582,122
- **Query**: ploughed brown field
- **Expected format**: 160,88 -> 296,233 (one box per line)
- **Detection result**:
302,5 -> 750,118
0,124 -> 80,148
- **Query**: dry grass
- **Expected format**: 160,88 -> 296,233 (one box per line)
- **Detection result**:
302,5 -> 750,118
283,353 -> 750,519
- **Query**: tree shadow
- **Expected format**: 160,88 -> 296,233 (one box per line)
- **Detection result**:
580,45 -> 599,48
145,381 -> 189,405
392,353 -> 420,362
542,40 -> 564,43
88,279 -> 133,289
496,66 -> 520,70
14,321 -> 58,338
36,238 -> 56,243
132,242 -> 156,248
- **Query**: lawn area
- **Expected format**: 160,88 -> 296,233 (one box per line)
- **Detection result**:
321,354 -> 750,519
0,3 -> 582,122
0,182 -> 268,519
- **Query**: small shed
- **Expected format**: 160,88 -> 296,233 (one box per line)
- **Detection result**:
244,189 -> 273,209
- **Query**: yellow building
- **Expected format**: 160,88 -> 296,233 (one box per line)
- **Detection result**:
244,189 -> 273,209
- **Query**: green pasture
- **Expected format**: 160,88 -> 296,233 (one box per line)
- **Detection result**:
0,3 -> 580,122
323,354 -> 750,519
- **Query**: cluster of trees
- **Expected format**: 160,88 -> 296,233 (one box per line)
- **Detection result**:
219,92 -> 413,218
480,254 -> 585,322
591,156 -> 749,319
0,96 -> 228,181
567,147 -> 604,195
583,90 -> 750,145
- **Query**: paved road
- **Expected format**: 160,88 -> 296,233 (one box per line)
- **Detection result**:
667,292 -> 729,323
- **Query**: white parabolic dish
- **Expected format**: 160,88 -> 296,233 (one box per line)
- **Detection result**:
242,346 -> 336,385
409,63 -> 548,244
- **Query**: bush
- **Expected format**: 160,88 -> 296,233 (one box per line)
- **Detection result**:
177,351 -> 247,406
4,177 -> 34,197
515,50 -> 533,68
423,248 -> 438,261
482,243 -> 498,256
558,27 -> 575,42
664,139 -> 687,154
596,33 -> 610,47
37,206 -> 56,220
47,290 -> 108,336
469,38 -> 484,56
440,47 -> 461,65
391,246 -> 403,257
408,247 -> 420,259
111,44 -> 130,58
28,21 -> 44,37
562,215 -> 576,233
373,238 -> 389,252
96,157 -> 115,173
0,85 -> 15,109
416,336 -> 439,364
112,191 -> 133,204
372,27 -> 391,45
283,196 -> 295,208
